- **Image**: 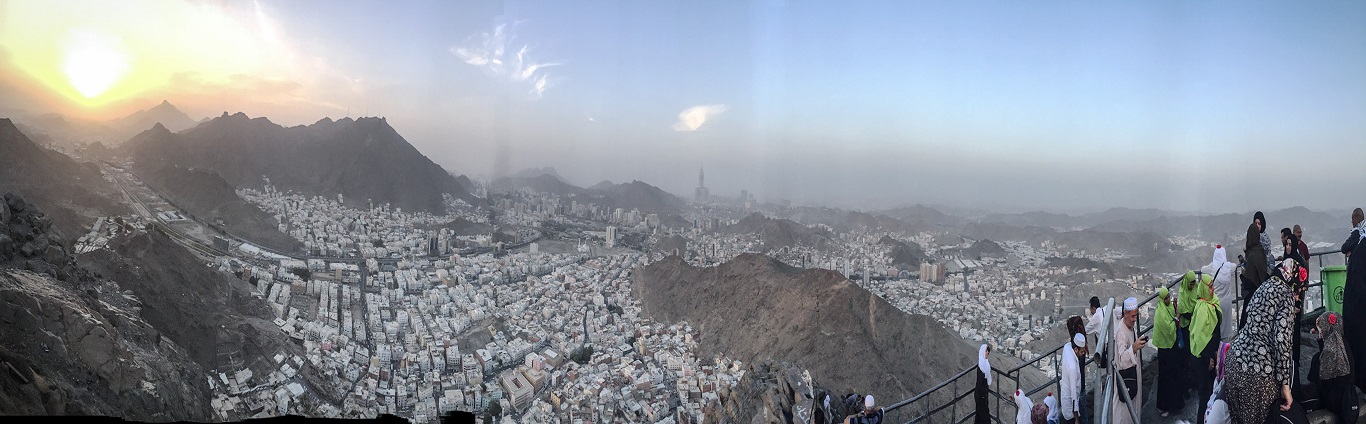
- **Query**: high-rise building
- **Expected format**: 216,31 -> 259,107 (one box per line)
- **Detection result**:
920,262 -> 945,283
694,168 -> 709,201
605,226 -> 617,248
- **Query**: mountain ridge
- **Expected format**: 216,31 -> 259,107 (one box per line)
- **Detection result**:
122,112 -> 475,214
633,253 -> 1041,402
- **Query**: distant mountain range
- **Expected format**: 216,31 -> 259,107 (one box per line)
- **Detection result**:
113,100 -> 196,133
11,100 -> 198,148
122,113 -> 475,214
491,170 -> 687,216
722,212 -> 836,251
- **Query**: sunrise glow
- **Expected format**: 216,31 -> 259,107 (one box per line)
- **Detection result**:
61,30 -> 131,99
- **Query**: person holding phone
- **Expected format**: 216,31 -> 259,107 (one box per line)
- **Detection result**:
1110,297 -> 1143,424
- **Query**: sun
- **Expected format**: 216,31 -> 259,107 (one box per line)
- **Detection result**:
61,30 -> 132,99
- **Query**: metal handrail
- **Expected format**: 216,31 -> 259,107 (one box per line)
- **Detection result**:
886,367 -> 976,411
1098,294 -> 1142,424
886,247 -> 1347,424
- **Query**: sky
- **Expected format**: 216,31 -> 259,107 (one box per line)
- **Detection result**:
1,0 -> 1364,214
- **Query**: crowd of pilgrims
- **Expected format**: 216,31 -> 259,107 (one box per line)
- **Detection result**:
965,208 -> 1366,424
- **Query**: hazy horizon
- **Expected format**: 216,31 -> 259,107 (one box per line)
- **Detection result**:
3,0 -> 1364,214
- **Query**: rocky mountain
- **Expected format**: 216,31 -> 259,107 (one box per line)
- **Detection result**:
490,173 -> 587,197
703,360 -> 843,424
122,113 -> 475,214
878,204 -> 965,232
964,239 -> 1007,260
652,235 -> 689,257
0,193 -> 313,420
77,227 -> 307,380
453,174 -> 477,194
633,253 -> 1035,401
0,119 -> 125,240
132,161 -> 302,252
508,167 -> 570,183
846,211 -> 907,233
723,213 -> 837,251
0,194 -> 206,419
591,180 -> 685,216
1093,207 -> 1349,247
9,101 -> 197,149
878,235 -> 930,269
588,180 -> 616,191
112,100 -> 196,134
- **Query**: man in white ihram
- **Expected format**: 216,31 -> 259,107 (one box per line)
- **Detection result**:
1110,297 -> 1145,424
1059,333 -> 1085,424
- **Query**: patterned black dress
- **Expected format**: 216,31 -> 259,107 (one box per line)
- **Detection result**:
1223,276 -> 1296,424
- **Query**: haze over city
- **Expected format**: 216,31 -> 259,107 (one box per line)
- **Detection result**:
6,1 -> 1366,424
3,1 -> 1363,213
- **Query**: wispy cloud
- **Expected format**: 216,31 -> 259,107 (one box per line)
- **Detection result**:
451,23 -> 561,97
672,104 -> 728,132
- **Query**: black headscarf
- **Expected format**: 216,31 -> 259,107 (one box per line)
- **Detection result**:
1253,211 -> 1266,233
1286,233 -> 1306,267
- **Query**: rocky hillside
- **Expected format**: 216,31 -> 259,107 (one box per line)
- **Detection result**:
723,213 -> 837,252
633,253 -> 1002,401
879,235 -> 930,269
591,180 -> 685,216
0,193 -> 209,419
131,160 -> 302,253
0,119 -> 125,241
0,193 -> 311,420
964,238 -> 1007,260
78,229 -> 304,375
704,360 -> 841,424
122,113 -> 475,214
846,211 -> 907,234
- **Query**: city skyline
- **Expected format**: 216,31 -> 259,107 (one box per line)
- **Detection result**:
2,0 -> 1364,213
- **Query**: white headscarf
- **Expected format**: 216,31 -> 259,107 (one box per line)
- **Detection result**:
1044,393 -> 1058,421
1014,390 -> 1034,424
979,344 -> 993,385
1355,220 -> 1366,242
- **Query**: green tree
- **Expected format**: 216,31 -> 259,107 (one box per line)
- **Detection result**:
570,346 -> 594,364
290,268 -> 310,281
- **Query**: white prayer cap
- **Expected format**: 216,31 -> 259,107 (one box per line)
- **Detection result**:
865,395 -> 875,408
1123,297 -> 1138,311
1073,333 -> 1086,348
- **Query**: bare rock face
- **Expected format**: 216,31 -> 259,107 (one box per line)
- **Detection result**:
634,253 -> 997,403
0,193 -> 80,283
0,270 -> 212,420
0,193 -> 240,421
702,360 -> 880,424
638,253 -> 1052,422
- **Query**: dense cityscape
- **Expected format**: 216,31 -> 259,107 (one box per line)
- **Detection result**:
59,161 -> 1295,423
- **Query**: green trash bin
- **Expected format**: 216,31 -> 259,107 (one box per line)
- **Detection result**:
1322,265 -> 1348,314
